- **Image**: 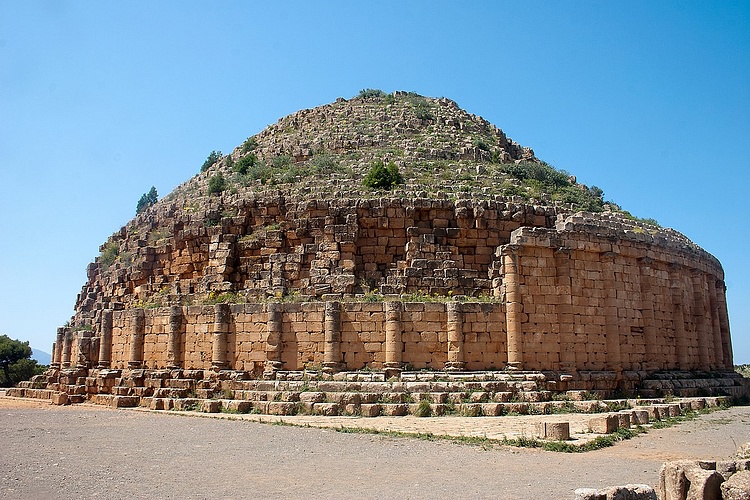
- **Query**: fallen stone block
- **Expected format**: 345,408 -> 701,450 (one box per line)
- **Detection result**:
721,470 -> 750,500
658,460 -> 726,500
589,414 -> 619,434
534,421 -> 570,441
645,405 -> 662,420
689,399 -> 706,411
617,411 -> 632,429
667,403 -> 682,417
631,409 -> 650,425
575,484 -> 656,500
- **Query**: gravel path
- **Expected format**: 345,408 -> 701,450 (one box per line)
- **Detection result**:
1,395 -> 748,499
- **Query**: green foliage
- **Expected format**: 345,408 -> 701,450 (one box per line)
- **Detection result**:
358,88 -> 387,99
208,172 -> 226,195
0,334 -> 39,387
204,291 -> 244,305
271,154 -> 292,169
552,185 -> 605,212
473,137 -> 491,151
234,153 -> 257,175
363,160 -> 404,190
500,161 -> 570,188
501,427 -> 644,453
410,96 -> 434,121
136,186 -> 158,215
620,210 -> 661,227
736,364 -> 750,378
241,136 -> 258,154
201,150 -> 223,172
309,153 -> 342,174
100,241 -> 120,269
498,161 -> 605,212
414,400 -> 432,417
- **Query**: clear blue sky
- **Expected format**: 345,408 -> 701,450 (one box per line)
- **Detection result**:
1,1 -> 748,363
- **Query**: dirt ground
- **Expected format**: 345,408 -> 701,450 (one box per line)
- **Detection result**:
1,394 -> 748,499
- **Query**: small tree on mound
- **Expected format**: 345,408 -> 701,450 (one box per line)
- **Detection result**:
363,160 -> 403,190
208,172 -> 226,195
201,150 -> 223,172
136,186 -> 158,214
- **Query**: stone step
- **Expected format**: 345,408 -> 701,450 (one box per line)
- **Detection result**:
134,395 -> 726,418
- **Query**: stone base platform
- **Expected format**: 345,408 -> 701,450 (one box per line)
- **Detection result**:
7,368 -> 746,421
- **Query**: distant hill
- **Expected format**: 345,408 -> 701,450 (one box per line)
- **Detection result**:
32,349 -> 51,365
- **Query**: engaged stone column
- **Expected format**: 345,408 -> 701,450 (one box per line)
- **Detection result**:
128,309 -> 145,368
669,264 -> 690,370
706,278 -> 724,370
716,281 -> 733,369
601,252 -> 622,374
167,306 -> 183,369
61,327 -> 72,368
97,309 -> 113,368
691,271 -> 710,370
264,303 -> 283,378
52,327 -> 65,368
323,301 -> 343,373
384,301 -> 403,375
445,302 -> 465,371
503,246 -> 523,370
670,271 -> 689,369
554,247 -> 575,372
212,303 -> 230,370
638,258 -> 659,370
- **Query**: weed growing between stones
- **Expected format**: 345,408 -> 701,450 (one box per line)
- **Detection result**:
414,400 -> 432,417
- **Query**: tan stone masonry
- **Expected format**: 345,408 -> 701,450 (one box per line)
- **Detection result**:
53,210 -> 733,385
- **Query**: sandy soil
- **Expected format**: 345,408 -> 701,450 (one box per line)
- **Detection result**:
1,395 -> 748,499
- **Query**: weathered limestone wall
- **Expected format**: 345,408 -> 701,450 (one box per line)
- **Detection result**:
57,302 -> 508,374
75,198 -> 556,318
494,213 -> 731,373
58,209 -> 732,382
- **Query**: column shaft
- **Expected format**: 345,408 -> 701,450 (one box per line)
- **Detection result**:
128,309 -> 145,368
212,303 -> 230,370
503,247 -> 523,370
167,306 -> 183,369
707,278 -> 724,370
601,253 -> 622,373
639,259 -> 659,370
445,302 -> 465,371
323,301 -> 342,372
264,303 -> 283,378
61,327 -> 72,368
384,301 -> 403,372
555,248 -> 575,372
692,272 -> 710,370
52,327 -> 65,368
716,281 -> 733,369
97,309 -> 113,368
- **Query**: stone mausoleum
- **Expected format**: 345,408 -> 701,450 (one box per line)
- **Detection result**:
11,92 -> 745,411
